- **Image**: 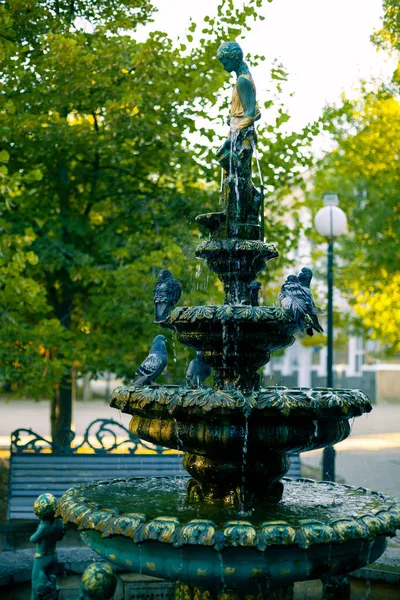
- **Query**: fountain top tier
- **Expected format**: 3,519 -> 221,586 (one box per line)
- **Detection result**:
161,43 -> 286,390
194,41 -> 268,307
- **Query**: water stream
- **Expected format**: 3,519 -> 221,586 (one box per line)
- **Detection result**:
218,551 -> 227,590
240,414 -> 249,514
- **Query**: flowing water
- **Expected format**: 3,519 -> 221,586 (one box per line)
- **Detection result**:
251,138 -> 264,187
173,417 -> 185,451
240,414 -> 249,515
172,332 -> 178,363
222,324 -> 229,369
217,551 -> 226,590
229,129 -> 241,217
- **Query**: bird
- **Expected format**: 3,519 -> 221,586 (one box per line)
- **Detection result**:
154,269 -> 182,323
250,281 -> 262,306
278,271 -> 323,336
131,335 -> 168,386
186,352 -> 212,388
298,267 -> 324,336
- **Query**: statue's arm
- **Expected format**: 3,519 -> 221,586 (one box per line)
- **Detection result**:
30,521 -> 46,543
236,76 -> 256,119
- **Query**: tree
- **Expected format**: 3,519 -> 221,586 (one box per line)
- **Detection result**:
1,0 -> 320,438
307,0 -> 400,355
310,93 -> 400,354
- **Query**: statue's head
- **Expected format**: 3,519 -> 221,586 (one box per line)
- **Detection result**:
216,41 -> 243,73
80,563 -> 117,599
33,493 -> 57,521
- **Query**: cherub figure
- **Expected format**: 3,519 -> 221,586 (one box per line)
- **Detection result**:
30,493 -> 65,600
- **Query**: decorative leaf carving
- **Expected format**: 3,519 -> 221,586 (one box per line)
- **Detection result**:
57,479 -> 400,551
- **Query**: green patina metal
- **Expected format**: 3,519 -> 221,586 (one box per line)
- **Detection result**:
111,385 -> 371,418
57,479 -> 400,551
78,563 -> 117,600
56,41 -> 400,598
30,494 -> 65,600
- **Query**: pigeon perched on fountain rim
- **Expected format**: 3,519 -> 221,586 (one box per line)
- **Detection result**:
154,269 -> 182,323
298,267 -> 324,336
278,270 -> 323,336
131,334 -> 168,386
186,351 -> 212,388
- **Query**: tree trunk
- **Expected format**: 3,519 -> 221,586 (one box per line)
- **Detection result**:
52,369 -> 75,448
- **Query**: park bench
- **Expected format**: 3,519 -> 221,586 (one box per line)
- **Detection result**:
7,418 -> 185,529
7,417 -> 300,528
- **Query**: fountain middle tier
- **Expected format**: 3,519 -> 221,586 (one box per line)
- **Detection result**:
111,385 -> 371,505
164,305 -> 301,389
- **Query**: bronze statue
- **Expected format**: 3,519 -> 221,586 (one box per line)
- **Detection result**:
216,42 -> 262,236
216,41 -> 260,136
30,493 -> 65,600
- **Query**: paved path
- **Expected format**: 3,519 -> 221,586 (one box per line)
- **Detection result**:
301,404 -> 400,498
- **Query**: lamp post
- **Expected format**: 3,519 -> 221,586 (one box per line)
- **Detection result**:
314,193 -> 347,481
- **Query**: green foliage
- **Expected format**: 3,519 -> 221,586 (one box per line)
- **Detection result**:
0,0 -> 320,399
310,93 -> 400,354
372,0 -> 400,50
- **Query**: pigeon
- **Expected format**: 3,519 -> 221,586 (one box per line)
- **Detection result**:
131,335 -> 168,386
250,281 -> 262,306
154,269 -> 182,323
298,267 -> 324,336
278,272 -> 323,336
186,352 -> 212,388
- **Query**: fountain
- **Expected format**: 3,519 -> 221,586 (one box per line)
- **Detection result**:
57,42 -> 400,598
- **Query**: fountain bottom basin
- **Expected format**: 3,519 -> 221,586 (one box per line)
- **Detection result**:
57,477 -> 400,591
81,529 -> 386,590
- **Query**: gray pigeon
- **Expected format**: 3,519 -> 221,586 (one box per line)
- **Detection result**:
131,335 -> 168,386
298,267 -> 324,336
278,273 -> 323,336
154,270 -> 182,323
186,352 -> 212,387
250,281 -> 262,306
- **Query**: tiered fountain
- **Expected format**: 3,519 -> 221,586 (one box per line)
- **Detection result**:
58,42 -> 400,598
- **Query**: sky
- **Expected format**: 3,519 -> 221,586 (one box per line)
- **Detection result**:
138,0 -> 397,133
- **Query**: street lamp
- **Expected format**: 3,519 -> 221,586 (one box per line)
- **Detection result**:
314,193 -> 348,481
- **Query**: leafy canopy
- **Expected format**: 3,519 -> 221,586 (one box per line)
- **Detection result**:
1,0 -> 320,398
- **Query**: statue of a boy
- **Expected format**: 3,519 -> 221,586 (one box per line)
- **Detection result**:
216,41 -> 261,171
30,493 -> 65,600
216,41 -> 262,230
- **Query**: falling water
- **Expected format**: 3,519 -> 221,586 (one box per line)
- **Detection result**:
251,138 -> 264,187
138,544 -> 143,574
172,332 -> 178,363
218,550 -> 227,590
239,414 -> 249,515
229,129 -> 241,217
222,323 -> 229,370
313,420 -> 319,438
173,417 -> 184,452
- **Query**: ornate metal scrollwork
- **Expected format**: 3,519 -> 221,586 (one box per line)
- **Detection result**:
10,418 -> 169,455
